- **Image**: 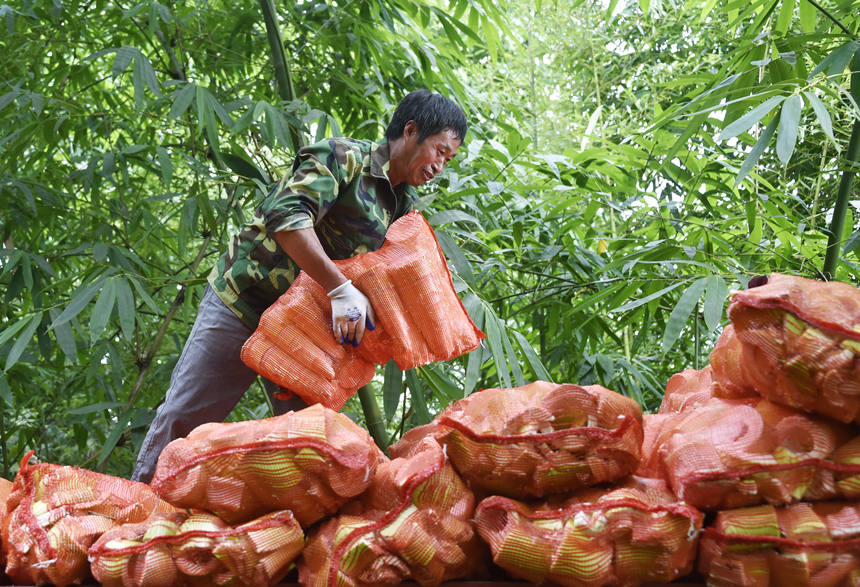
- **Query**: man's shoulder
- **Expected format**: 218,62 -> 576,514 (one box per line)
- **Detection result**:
305,137 -> 375,159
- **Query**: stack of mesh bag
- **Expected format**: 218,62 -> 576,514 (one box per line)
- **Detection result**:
1,451 -> 179,586
150,404 -> 381,527
393,380 -> 705,585
241,211 -> 485,410
641,273 -> 860,585
299,435 -> 484,586
0,476 -> 11,583
88,509 -> 304,587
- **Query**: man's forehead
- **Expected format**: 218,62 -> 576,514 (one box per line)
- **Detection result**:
431,129 -> 462,151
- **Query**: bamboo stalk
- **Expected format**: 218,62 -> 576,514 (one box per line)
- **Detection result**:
822,51 -> 860,279
259,0 -> 304,152
358,384 -> 389,452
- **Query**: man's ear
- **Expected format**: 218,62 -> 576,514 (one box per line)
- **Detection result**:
404,120 -> 418,139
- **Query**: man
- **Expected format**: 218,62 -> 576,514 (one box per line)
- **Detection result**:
131,90 -> 467,482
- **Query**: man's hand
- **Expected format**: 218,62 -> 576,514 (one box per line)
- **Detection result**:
327,280 -> 376,346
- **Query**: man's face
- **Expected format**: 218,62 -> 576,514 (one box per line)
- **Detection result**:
400,125 -> 462,187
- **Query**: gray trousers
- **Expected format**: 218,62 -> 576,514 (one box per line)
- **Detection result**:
131,285 -> 307,483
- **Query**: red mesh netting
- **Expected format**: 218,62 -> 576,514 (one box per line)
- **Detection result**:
711,273 -> 860,423
474,476 -> 703,586
241,211 -> 485,410
88,509 -> 304,587
638,396 -> 860,510
1,452 -> 178,587
0,477 -> 11,573
151,404 -> 380,526
299,436 -> 484,587
433,381 -> 643,499
658,366 -> 722,414
699,501 -> 860,586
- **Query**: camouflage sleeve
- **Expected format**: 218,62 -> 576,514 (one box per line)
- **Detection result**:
260,140 -> 358,234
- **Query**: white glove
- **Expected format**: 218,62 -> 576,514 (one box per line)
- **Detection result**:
327,280 -> 376,346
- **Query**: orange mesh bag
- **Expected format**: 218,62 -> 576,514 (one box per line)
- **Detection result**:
474,476 -> 703,586
241,211 -> 485,410
88,509 -> 304,587
639,396 -> 860,510
698,501 -> 860,586
299,436 -> 484,587
1,451 -> 178,587
434,381 -> 643,499
658,366 -> 723,413
713,273 -> 860,423
151,403 -> 379,526
0,476 -> 11,573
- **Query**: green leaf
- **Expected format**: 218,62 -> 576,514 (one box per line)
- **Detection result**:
112,45 -> 135,77
428,210 -> 483,228
0,318 -> 30,350
405,369 -> 431,425
735,115 -> 779,187
798,0 -> 815,32
382,360 -> 403,420
115,277 -> 135,341
49,308 -> 78,363
774,0 -> 794,35
776,94 -> 802,166
703,276 -> 728,331
810,41 -> 860,79
67,401 -> 128,415
223,152 -> 267,182
96,409 -> 136,466
435,229 -> 474,283
661,278 -> 708,353
169,83 -> 195,119
0,373 -> 12,407
90,278 -> 117,343
483,309 -> 511,388
610,281 -> 685,313
420,364 -> 462,402
5,312 -> 43,371
512,329 -> 552,381
156,146 -> 173,185
717,95 -> 785,141
803,91 -> 837,147
50,278 -> 104,329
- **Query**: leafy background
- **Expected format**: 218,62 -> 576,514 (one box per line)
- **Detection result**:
1,0 -> 858,478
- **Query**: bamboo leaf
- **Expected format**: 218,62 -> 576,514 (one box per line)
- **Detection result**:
115,277 -> 135,341
610,281 -> 685,313
49,308 -> 78,363
435,229 -> 474,283
0,373 -> 12,407
96,409 -> 136,466
662,278 -> 708,352
68,401 -> 128,415
776,94 -> 802,166
483,308 -> 511,388
798,0 -> 815,32
703,275 -> 728,331
774,0 -> 794,35
512,329 -> 553,381
810,41 -> 860,79
50,278 -> 104,328
803,90 -> 837,147
112,45 -> 134,77
90,278 -> 117,343
735,115 -> 779,187
382,360 -> 402,420
155,146 -> 173,185
168,83 -> 195,119
428,210 -> 483,227
421,365 -> 462,402
5,312 -> 43,371
718,95 -> 785,141
500,326 -> 525,386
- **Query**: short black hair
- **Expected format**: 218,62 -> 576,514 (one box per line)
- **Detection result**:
385,90 -> 468,144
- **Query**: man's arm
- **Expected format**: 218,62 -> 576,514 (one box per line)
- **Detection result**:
275,228 -> 375,346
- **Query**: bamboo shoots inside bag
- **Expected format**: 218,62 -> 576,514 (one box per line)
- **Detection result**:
88,509 -> 304,587
151,404 -> 380,526
638,396 -> 860,510
1,452 -> 178,587
699,501 -> 860,586
658,366 -> 724,414
299,436 -> 483,587
435,381 -> 643,499
0,476 -> 12,573
711,273 -> 860,423
241,211 -> 485,410
474,476 -> 703,587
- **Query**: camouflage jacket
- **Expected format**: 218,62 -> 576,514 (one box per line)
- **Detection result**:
208,138 -> 416,329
